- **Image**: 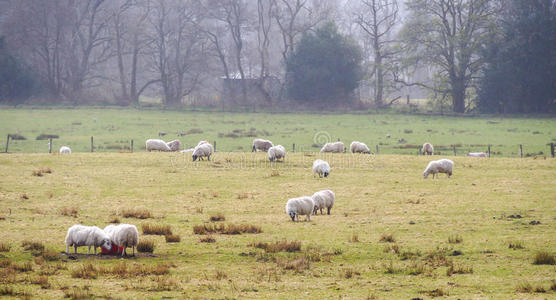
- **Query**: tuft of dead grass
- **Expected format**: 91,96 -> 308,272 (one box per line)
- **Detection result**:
446,263 -> 473,276
349,234 -> 359,243
40,249 -> 60,261
108,216 -> 120,224
379,234 -> 396,243
63,287 -> 92,300
533,251 -> 555,265
448,235 -> 463,244
71,263 -> 97,279
165,234 -> 180,243
342,268 -> 361,279
508,241 -> 524,249
193,223 -> 262,235
32,167 -> 52,177
21,240 -> 44,254
276,256 -> 310,272
30,275 -> 50,289
142,223 -> 172,235
200,236 -> 216,243
60,207 -> 79,217
137,240 -> 155,253
209,213 -> 225,222
121,208 -> 153,219
0,242 -> 10,252
251,240 -> 301,253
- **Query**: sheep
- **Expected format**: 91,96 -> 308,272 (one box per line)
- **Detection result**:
312,190 -> 335,215
285,196 -> 314,222
146,139 -> 171,152
423,159 -> 454,179
467,152 -> 487,158
252,139 -> 273,152
59,146 -> 71,154
166,139 -> 181,152
320,141 -> 345,153
104,224 -> 139,257
65,225 -> 112,255
313,159 -> 330,178
197,140 -> 209,147
268,145 -> 286,162
350,141 -> 370,154
193,142 -> 213,161
422,142 -> 434,155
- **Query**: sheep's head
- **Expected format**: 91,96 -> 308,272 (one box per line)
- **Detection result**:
101,238 -> 112,250
324,171 -> 329,178
312,205 -> 318,215
192,154 -> 198,161
289,211 -> 296,221
423,171 -> 429,179
251,145 -> 256,152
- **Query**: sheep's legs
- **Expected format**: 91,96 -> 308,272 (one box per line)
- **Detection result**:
87,246 -> 91,255
132,246 -> 135,256
306,215 -> 311,221
208,155 -> 211,161
66,245 -> 69,254
94,247 -> 97,255
74,245 -> 78,254
327,207 -> 331,215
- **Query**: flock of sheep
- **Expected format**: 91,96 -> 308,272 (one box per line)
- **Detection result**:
65,224 -> 138,257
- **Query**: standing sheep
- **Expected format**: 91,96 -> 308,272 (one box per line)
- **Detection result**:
146,139 -> 171,152
312,190 -> 335,215
422,143 -> 434,155
104,224 -> 139,257
65,225 -> 112,255
166,140 -> 181,152
268,145 -> 286,162
59,146 -> 71,154
320,141 -> 345,153
423,159 -> 454,179
285,196 -> 314,222
350,141 -> 370,154
193,142 -> 213,161
252,139 -> 273,152
312,159 -> 330,178
467,152 -> 487,157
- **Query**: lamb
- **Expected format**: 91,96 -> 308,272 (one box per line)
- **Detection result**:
104,224 -> 139,257
59,146 -> 71,154
423,159 -> 454,179
252,139 -> 273,152
65,225 -> 112,255
285,196 -> 314,222
166,140 -> 181,152
268,145 -> 286,162
320,141 -> 345,153
422,142 -> 434,155
467,152 -> 487,158
312,190 -> 335,215
146,139 -> 171,152
350,141 -> 370,154
192,142 -> 213,161
312,159 -> 330,178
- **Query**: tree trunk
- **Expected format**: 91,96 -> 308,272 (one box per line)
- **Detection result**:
452,83 -> 466,113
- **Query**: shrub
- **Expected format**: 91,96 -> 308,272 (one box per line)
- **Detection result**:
137,240 -> 155,253
121,208 -> 152,219
142,224 -> 172,235
533,251 -> 555,265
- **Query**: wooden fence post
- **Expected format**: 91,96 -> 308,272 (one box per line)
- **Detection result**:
453,146 -> 457,156
551,142 -> 555,158
91,136 -> 94,152
130,140 -> 134,153
5,135 -> 9,153
519,144 -> 523,158
213,141 -> 216,152
376,145 -> 379,154
49,138 -> 52,154
292,143 -> 295,153
488,145 -> 491,157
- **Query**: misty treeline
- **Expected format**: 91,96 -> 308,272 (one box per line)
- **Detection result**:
0,0 -> 555,113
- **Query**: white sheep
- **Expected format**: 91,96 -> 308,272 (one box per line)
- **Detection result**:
252,139 -> 273,152
312,159 -> 330,178
59,146 -> 71,154
268,145 -> 286,162
312,190 -> 335,215
422,142 -> 434,155
350,141 -> 370,154
467,152 -> 487,158
423,159 -> 454,179
193,142 -> 213,161
197,140 -> 209,147
166,140 -> 181,152
320,141 -> 345,153
65,225 -> 112,255
146,139 -> 171,152
285,196 -> 314,222
104,224 -> 139,257
181,141 -> 208,153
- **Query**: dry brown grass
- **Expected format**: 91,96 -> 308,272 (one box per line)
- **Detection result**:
40,249 -> 60,261
446,263 -> 473,276
251,240 -> 301,253
20,193 -> 29,200
209,213 -> 226,222
108,216 -> 120,224
515,282 -> 547,293
276,256 -> 310,272
0,242 -> 10,252
508,241 -> 524,249
165,234 -> 181,243
379,234 -> 396,243
448,235 -> 463,244
121,208 -> 153,219
137,240 -> 155,253
142,223 -> 172,235
551,280 -> 556,291
30,275 -> 50,289
199,236 -> 216,243
71,263 -> 97,279
215,270 -> 228,280
533,251 -> 555,265
32,167 -> 52,177
349,234 -> 359,243
63,287 -> 91,300
99,262 -> 170,277
426,288 -> 447,297
193,223 -> 262,235
383,244 -> 400,254
236,192 -> 249,200
21,240 -> 44,254
60,207 -> 79,217
343,268 -> 361,279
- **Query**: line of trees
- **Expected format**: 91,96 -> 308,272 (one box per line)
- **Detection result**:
0,0 -> 554,113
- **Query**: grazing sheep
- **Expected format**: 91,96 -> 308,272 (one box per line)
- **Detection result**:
166,140 -> 181,151
268,145 -> 286,162
320,141 -> 345,153
146,139 -> 171,152
467,152 -> 487,158
350,141 -> 370,154
197,140 -> 209,147
193,142 -> 213,161
422,143 -> 434,155
423,159 -> 454,179
252,139 -> 273,152
59,146 -> 71,154
65,225 -> 112,255
285,196 -> 314,222
313,159 -> 330,178
104,224 -> 139,257
312,190 -> 335,215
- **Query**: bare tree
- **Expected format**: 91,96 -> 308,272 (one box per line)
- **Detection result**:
354,0 -> 399,107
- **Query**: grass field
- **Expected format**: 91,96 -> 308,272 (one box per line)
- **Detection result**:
0,108 -> 555,156
0,152 -> 554,298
